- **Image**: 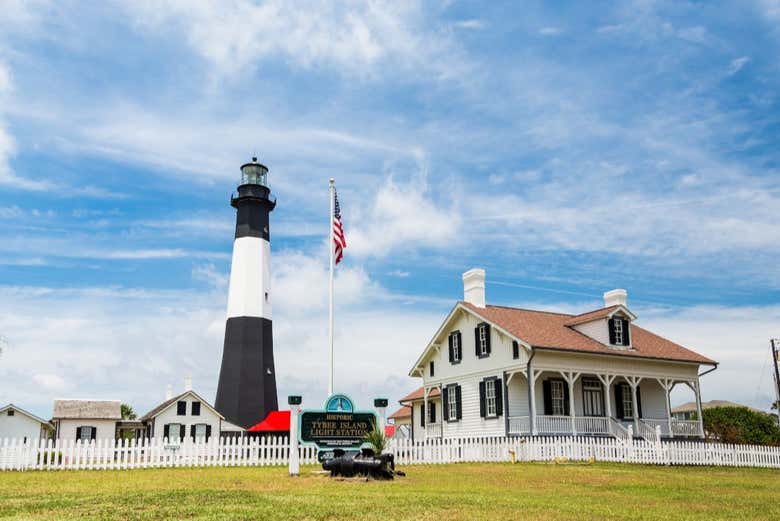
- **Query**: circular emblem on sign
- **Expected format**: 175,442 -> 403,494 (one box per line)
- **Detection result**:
325,394 -> 354,412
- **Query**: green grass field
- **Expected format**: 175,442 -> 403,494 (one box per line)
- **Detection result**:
1,463 -> 778,520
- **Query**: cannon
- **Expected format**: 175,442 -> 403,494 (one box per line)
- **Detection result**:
322,448 -> 402,480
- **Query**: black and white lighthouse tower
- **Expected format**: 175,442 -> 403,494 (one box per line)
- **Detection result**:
215,158 -> 278,429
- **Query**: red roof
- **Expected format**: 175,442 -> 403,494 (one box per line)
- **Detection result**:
247,410 -> 290,432
389,405 -> 411,419
399,386 -> 440,403
460,302 -> 715,365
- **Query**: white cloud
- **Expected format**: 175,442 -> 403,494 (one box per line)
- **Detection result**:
122,0 -> 466,80
539,27 -> 563,36
32,373 -> 67,391
727,56 -> 750,76
347,176 -> 459,258
454,19 -> 485,30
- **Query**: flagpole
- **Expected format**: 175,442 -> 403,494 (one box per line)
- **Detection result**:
328,178 -> 335,397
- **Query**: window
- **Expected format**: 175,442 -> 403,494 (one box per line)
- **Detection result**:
7,409 -> 14,416
167,423 -> 182,443
177,401 -> 186,416
613,319 -> 624,345
582,379 -> 604,417
448,386 -> 458,420
450,332 -> 461,363
478,323 -> 489,357
78,426 -> 94,442
620,383 -> 633,418
512,341 -> 520,360
485,380 -> 497,417
429,361 -> 434,378
191,401 -> 201,416
550,380 -> 566,416
194,424 -> 207,439
428,402 -> 436,424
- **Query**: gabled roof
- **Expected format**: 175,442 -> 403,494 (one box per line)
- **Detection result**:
399,386 -> 440,403
53,399 -> 121,420
564,304 -> 636,325
389,405 -> 411,420
0,403 -> 53,427
672,400 -> 764,414
139,390 -> 224,422
460,302 -> 715,365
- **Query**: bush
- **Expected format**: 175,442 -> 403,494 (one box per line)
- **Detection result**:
364,424 -> 386,455
702,406 -> 780,445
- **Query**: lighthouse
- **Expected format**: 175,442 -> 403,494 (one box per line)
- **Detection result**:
215,158 -> 278,429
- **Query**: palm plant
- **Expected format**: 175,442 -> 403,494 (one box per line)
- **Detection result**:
364,423 -> 386,455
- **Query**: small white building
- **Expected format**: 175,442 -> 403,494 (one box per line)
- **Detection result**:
0,404 -> 53,442
402,269 -> 717,442
140,382 -> 226,443
52,400 -> 121,442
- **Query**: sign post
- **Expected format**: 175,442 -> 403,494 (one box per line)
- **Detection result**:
288,395 -> 302,476
298,394 -> 378,461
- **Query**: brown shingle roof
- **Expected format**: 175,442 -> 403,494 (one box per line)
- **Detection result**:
564,305 -> 621,326
389,405 -> 411,420
399,386 -> 440,403
460,302 -> 715,365
52,400 -> 121,420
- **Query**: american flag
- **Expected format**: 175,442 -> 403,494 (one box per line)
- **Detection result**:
333,189 -> 346,264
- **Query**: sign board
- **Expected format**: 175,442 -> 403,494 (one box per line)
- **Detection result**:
298,394 -> 377,456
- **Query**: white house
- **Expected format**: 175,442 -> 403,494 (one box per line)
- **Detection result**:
52,399 -> 122,442
0,404 -> 53,442
401,269 -> 717,442
140,381 -> 227,443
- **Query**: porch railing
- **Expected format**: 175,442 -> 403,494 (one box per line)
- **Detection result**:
574,416 -> 609,434
608,417 -> 632,443
536,415 -> 572,434
634,419 -> 660,443
642,418 -> 671,437
425,422 -> 442,438
508,415 -> 531,435
671,419 -> 702,437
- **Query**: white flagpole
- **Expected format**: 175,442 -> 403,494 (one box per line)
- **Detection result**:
328,178 -> 335,397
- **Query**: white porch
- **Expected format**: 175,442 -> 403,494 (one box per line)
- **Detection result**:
505,368 -> 705,441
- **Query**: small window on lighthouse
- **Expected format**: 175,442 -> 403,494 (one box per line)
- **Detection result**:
265,292 -> 269,302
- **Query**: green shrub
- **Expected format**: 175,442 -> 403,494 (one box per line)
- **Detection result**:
364,424 -> 386,454
702,406 -> 780,445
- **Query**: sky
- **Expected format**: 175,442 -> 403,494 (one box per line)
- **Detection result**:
1,0 -> 779,420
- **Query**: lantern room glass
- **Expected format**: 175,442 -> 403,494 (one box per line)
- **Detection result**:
240,163 -> 268,186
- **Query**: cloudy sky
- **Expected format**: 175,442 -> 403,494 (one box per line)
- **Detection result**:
1,0 -> 779,420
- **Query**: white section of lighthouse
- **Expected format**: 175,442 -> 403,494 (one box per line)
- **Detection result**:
215,158 -> 278,429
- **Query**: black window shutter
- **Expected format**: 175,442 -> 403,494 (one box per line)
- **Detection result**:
494,378 -> 503,417
205,425 -> 212,440
485,325 -> 491,355
76,427 -> 82,440
448,334 -> 454,363
636,386 -> 643,418
430,403 -> 436,423
456,331 -> 462,360
474,327 -> 481,357
543,380 -> 552,415
190,425 -> 196,440
429,361 -> 434,377
420,404 -> 425,427
180,424 -> 186,440
608,318 -> 617,344
479,380 -> 486,418
623,319 -> 631,346
614,385 -> 624,419
455,385 -> 462,420
442,386 -> 449,422
512,341 -> 519,359
563,382 -> 570,415
90,427 -> 96,441
163,424 -> 170,439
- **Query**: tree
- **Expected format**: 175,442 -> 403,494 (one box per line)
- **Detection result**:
702,406 -> 780,446
121,404 -> 137,420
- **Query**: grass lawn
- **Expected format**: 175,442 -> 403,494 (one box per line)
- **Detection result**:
0,462 -> 778,520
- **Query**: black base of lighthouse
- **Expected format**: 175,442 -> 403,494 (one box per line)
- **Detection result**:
215,317 -> 278,429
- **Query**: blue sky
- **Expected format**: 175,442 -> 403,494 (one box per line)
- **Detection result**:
1,1 -> 779,419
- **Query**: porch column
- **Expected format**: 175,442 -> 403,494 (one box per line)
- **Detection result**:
423,388 -> 430,440
626,376 -> 641,431
559,371 -> 581,435
597,374 -> 616,420
528,368 -> 538,435
694,379 -> 704,437
656,378 -> 674,437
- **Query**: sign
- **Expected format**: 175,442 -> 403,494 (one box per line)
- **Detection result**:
298,394 -> 377,454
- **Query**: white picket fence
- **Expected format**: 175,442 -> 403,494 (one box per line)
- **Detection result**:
389,436 -> 780,468
2,435 -> 780,471
0,436 -> 317,471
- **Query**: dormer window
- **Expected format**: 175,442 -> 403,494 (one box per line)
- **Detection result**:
609,317 -> 631,347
